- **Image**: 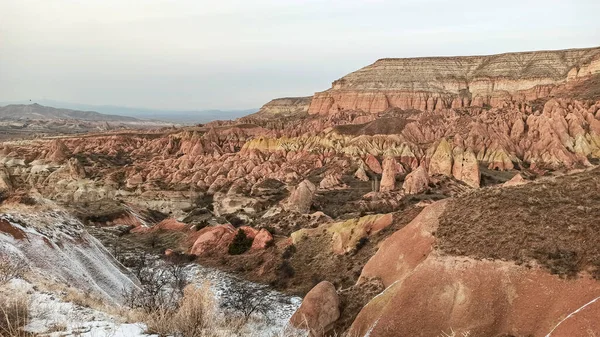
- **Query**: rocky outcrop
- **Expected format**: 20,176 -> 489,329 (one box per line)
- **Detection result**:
451,147 -> 480,188
349,199 -> 600,337
504,173 -> 527,186
402,165 -> 429,194
251,228 -> 273,250
190,224 -> 236,256
252,97 -> 312,118
428,139 -> 453,176
309,47 -> 600,114
0,165 -> 13,191
285,180 -> 316,214
289,281 -> 340,337
379,157 -> 398,192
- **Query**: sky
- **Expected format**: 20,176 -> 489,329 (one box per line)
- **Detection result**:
1,0 -> 599,111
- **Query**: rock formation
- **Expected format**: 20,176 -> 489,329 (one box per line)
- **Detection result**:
379,156 -> 398,192
309,47 -> 600,114
289,281 -> 340,336
402,165 -> 429,194
286,180 -> 316,213
252,97 -> 312,118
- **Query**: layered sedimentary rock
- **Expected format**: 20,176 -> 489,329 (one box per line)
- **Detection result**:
309,47 -> 600,114
252,96 -> 312,118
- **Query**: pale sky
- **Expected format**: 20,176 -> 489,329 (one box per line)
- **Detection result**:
1,0 -> 599,110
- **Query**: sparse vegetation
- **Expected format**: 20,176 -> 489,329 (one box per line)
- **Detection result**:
0,293 -> 31,337
226,286 -> 272,324
0,255 -> 27,286
228,230 -> 253,255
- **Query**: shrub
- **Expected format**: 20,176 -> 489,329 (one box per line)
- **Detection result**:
0,256 -> 28,285
277,260 -> 295,278
282,245 -> 296,259
355,237 -> 369,252
228,230 -> 253,255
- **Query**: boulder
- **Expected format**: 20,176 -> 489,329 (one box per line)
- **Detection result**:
251,229 -> 273,250
354,165 -> 369,182
329,214 -> 394,254
289,281 -> 340,337
504,173 -> 527,187
319,173 -> 347,190
190,224 -> 235,256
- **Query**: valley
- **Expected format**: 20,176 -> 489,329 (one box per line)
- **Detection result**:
1,46 -> 600,336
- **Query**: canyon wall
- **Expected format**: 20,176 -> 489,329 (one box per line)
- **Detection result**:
309,47 -> 600,114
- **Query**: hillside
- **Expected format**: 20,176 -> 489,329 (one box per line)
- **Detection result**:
0,103 -> 140,122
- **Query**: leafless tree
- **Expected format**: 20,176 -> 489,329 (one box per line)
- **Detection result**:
227,286 -> 272,323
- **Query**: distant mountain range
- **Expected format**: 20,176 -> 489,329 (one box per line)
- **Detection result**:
0,103 -> 141,122
0,100 -> 258,124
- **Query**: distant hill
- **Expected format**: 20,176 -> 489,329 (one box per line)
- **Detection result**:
0,103 -> 141,122
0,100 -> 258,124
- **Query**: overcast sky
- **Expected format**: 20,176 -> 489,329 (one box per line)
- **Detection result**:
1,0 -> 599,110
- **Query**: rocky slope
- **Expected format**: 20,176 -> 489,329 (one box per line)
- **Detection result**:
309,47 -> 600,114
248,97 -> 312,119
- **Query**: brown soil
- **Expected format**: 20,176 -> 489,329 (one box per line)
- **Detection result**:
560,74 -> 600,101
0,219 -> 26,240
436,167 -> 600,278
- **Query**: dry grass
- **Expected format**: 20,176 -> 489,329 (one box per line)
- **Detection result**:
141,282 -> 218,337
0,293 -> 32,337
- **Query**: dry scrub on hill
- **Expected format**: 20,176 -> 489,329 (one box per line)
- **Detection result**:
436,168 -> 600,278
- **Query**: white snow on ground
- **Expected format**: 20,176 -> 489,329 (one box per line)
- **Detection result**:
5,279 -> 155,337
0,202 -> 303,336
189,263 -> 302,334
0,209 -> 138,303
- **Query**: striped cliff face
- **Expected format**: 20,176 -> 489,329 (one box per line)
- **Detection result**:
308,47 -> 600,114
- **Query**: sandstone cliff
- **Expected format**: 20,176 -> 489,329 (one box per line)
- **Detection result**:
251,96 -> 312,118
309,47 -> 600,114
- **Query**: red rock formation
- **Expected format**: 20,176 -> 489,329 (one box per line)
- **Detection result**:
379,157 -> 398,192
285,180 -> 316,214
251,229 -> 273,250
402,165 -> 429,194
289,281 -> 340,337
309,47 -> 600,114
347,200 -> 600,337
190,224 -> 235,256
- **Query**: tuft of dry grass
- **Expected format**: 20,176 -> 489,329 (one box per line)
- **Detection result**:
142,282 -> 217,337
0,293 -> 32,337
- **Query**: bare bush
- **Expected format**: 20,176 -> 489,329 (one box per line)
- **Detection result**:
0,293 -> 31,337
0,256 -> 28,285
226,286 -> 273,324
123,267 -> 173,312
123,259 -> 191,313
